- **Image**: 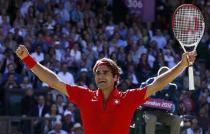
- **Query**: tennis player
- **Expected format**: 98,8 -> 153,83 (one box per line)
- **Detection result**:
16,45 -> 197,134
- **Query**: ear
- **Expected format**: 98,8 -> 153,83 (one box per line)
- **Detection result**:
113,75 -> 118,82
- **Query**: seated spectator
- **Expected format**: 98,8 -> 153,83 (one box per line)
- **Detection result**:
56,94 -> 66,114
57,62 -> 75,85
3,73 -> 18,89
62,110 -> 74,132
178,91 -> 195,115
136,53 -> 151,82
197,104 -> 210,133
151,29 -> 167,50
20,89 -> 37,134
35,95 -> 48,117
34,95 -> 49,133
21,89 -> 37,116
2,63 -> 22,84
47,120 -> 68,134
20,76 -> 32,90
186,118 -> 203,134
45,93 -> 53,110
31,46 -> 44,62
70,123 -> 84,134
65,102 -> 79,123
44,103 -> 62,133
76,68 -> 90,87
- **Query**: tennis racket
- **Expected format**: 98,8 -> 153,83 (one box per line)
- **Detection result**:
172,4 -> 205,90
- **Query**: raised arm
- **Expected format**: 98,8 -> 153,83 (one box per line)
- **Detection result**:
16,45 -> 68,96
145,51 -> 197,99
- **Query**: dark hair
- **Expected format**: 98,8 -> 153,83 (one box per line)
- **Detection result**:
93,58 -> 122,86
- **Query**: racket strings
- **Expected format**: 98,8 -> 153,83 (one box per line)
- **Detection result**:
173,6 -> 204,46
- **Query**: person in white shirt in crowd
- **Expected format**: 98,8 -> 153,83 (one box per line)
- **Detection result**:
70,123 -> 84,134
47,120 -> 68,134
57,62 -> 75,85
163,49 -> 176,68
151,29 -> 167,50
105,18 -> 115,37
31,46 -> 44,62
70,43 -> 82,67
53,41 -> 64,62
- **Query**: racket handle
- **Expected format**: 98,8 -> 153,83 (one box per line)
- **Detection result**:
188,65 -> 195,90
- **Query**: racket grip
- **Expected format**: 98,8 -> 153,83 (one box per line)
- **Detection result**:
188,65 -> 195,90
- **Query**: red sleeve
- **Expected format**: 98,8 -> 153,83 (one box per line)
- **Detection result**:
66,84 -> 92,106
125,86 -> 149,108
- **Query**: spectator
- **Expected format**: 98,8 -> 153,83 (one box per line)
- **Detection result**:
70,4 -> 83,23
35,95 -> 48,117
31,46 -> 44,63
56,94 -> 66,115
45,93 -> 53,110
3,73 -> 18,89
197,105 -> 210,133
47,120 -> 68,134
20,76 -> 33,90
186,118 -> 203,134
21,89 -> 37,116
70,43 -> 82,67
76,68 -> 90,87
62,110 -> 74,132
34,95 -> 49,133
136,53 -> 151,82
44,103 -> 62,133
20,89 -> 37,134
70,123 -> 84,134
57,62 -> 75,85
2,62 -> 22,84
151,29 -> 167,50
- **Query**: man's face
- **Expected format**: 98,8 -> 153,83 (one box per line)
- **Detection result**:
95,65 -> 117,90
38,96 -> 45,105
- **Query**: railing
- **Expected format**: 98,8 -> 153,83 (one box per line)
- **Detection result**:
0,116 -> 55,134
3,88 -> 50,115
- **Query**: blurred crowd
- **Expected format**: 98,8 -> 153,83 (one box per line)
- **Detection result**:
0,0 -> 209,133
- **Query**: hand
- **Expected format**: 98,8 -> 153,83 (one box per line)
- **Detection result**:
181,51 -> 197,67
16,45 -> 30,60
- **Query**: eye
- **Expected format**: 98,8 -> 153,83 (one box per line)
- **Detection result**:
103,70 -> 109,74
96,71 -> 100,75
95,70 -> 110,75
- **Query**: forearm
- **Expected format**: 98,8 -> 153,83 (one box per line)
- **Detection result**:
30,62 -> 67,95
154,61 -> 186,91
31,63 -> 58,87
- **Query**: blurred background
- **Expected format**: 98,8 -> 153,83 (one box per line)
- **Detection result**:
0,0 -> 209,134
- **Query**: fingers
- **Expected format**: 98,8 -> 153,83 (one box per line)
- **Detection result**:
15,45 -> 28,59
16,46 -> 22,56
186,51 -> 197,65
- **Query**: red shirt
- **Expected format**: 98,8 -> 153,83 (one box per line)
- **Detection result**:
66,85 -> 148,134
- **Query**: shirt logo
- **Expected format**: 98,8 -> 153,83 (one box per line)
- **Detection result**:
91,98 -> 97,102
114,99 -> 120,105
91,96 -> 98,102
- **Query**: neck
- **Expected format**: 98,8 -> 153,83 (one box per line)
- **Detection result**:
101,87 -> 114,101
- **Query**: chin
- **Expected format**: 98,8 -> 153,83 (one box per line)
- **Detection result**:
97,85 -> 106,90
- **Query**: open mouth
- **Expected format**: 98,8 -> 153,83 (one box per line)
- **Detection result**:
98,81 -> 106,84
